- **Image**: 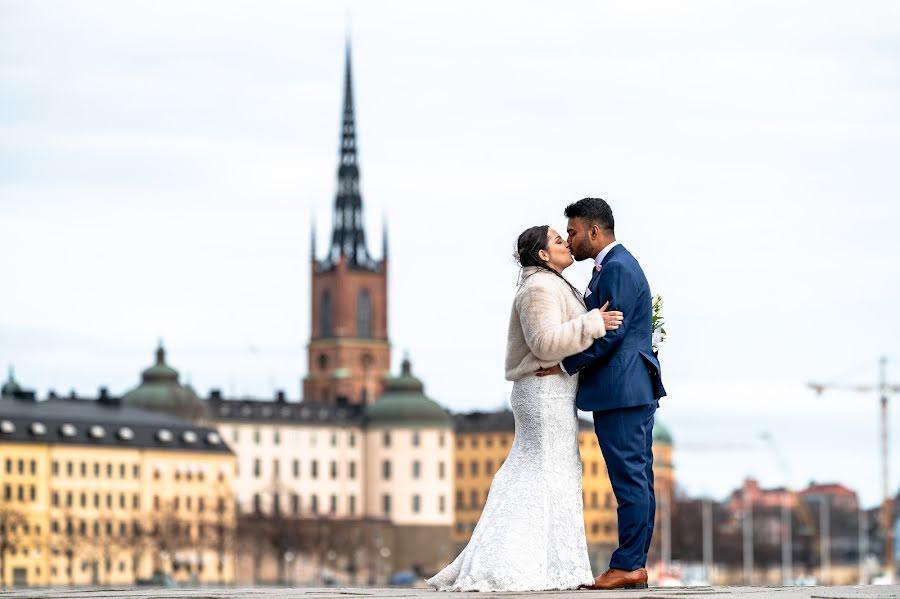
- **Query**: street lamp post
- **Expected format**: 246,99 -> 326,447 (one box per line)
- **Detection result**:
743,493 -> 753,585
702,497 -> 714,584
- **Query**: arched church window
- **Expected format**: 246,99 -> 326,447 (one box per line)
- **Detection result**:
318,354 -> 329,371
321,290 -> 333,337
357,289 -> 372,338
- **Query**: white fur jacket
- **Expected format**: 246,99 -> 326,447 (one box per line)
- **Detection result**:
505,266 -> 607,381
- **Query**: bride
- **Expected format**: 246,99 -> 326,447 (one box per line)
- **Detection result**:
427,225 -> 624,592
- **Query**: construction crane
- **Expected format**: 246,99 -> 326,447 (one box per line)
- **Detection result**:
759,431 -> 819,584
809,356 -> 900,580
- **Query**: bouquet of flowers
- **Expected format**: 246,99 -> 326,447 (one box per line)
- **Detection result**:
651,293 -> 666,354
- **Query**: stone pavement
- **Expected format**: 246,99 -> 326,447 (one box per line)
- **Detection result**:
1,587 -> 899,599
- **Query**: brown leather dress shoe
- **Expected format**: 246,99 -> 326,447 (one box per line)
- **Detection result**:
580,567 -> 648,590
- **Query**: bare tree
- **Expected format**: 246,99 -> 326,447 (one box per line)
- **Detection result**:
0,504 -> 27,587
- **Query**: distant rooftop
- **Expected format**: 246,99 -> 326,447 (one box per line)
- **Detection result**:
0,395 -> 231,453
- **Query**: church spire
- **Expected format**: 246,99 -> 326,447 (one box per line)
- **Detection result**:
329,38 -> 373,270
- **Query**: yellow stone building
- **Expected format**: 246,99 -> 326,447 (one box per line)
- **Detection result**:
452,410 -> 674,571
0,369 -> 236,587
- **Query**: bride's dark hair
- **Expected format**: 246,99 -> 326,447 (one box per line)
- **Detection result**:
515,225 -> 581,299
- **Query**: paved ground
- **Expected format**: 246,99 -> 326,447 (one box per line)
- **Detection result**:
1,587 -> 899,599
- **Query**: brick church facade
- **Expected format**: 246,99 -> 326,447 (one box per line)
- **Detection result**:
303,44 -> 391,407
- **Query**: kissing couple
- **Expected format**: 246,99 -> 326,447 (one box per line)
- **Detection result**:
428,197 -> 667,592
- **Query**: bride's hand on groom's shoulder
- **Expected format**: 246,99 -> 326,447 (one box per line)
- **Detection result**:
598,301 -> 624,331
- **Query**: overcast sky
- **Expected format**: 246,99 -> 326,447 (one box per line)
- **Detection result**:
2,1 -> 899,506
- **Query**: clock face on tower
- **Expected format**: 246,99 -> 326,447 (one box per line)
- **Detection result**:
304,41 -> 390,407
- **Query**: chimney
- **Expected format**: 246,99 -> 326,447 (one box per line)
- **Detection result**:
275,390 -> 286,403
98,387 -> 120,407
209,389 -> 222,401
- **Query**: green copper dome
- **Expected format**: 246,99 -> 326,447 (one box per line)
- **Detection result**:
365,358 -> 451,429
121,343 -> 207,422
1,366 -> 22,398
653,420 -> 673,445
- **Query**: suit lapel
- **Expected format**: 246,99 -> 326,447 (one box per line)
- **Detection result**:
587,245 -> 626,307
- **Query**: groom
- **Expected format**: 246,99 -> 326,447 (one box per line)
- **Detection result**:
537,197 -> 666,590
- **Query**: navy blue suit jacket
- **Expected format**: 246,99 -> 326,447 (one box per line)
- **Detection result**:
562,244 -> 666,412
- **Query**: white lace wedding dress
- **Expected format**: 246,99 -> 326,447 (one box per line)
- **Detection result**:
427,267 -> 601,592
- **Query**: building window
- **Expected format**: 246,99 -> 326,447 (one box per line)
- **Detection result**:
348,461 -> 356,479
591,492 -> 598,508
469,490 -> 478,509
311,460 -> 319,479
17,459 -> 23,474
133,494 -> 140,509
382,494 -> 391,516
94,462 -> 100,477
311,495 -> 319,514
133,465 -> 140,479
253,429 -> 260,445
273,459 -> 280,479
321,290 -> 333,337
592,462 -> 599,475
349,433 -> 356,447
330,461 -> 337,479
330,495 -> 337,514
486,436 -> 494,447
456,461 -> 463,477
470,437 -> 479,448
591,522 -> 600,535
383,431 -> 391,447
382,460 -> 391,480
66,461 -> 73,476
51,461 -> 58,475
52,491 -> 59,507
318,353 -> 329,371
80,462 -> 86,477
357,289 -> 372,338
412,430 -> 420,447
253,459 -> 261,478
412,494 -> 421,513
3,459 -> 9,474
119,464 -> 125,478
439,462 -> 445,479
272,493 -> 281,515
455,490 -> 464,509
470,461 -> 478,476
349,495 -> 356,515
605,493 -> 613,509
485,460 -> 493,474
233,428 -> 239,443
274,429 -> 281,445
293,459 -> 300,478
29,460 -> 36,475
439,495 -> 446,513
292,494 -> 300,515
439,433 -> 445,447
412,461 -> 421,479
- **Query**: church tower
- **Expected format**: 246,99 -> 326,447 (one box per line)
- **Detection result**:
304,41 -> 390,406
